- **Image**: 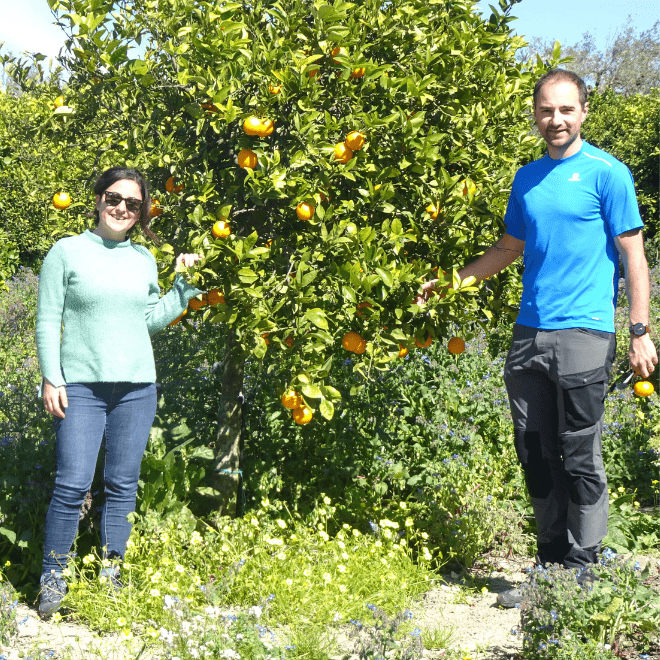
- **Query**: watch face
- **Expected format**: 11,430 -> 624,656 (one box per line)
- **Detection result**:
632,323 -> 647,336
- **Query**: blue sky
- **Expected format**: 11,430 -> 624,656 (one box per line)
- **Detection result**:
0,0 -> 657,61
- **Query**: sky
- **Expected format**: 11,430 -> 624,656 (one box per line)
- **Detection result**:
0,0 -> 657,62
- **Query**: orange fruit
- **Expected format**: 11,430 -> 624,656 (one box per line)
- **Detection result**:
212,220 -> 231,238
398,345 -> 409,358
201,102 -> 218,113
259,119 -> 274,137
415,335 -> 433,349
52,192 -> 71,210
356,301 -> 372,316
334,142 -> 353,164
150,200 -> 163,217
331,46 -> 347,63
261,333 -> 270,345
165,176 -> 183,193
281,389 -> 303,409
284,335 -> 294,348
238,149 -> 258,169
296,202 -> 315,221
269,83 -> 281,94
354,338 -> 367,354
634,381 -> 654,397
350,67 -> 366,78
54,96 -> 65,108
243,116 -> 263,136
206,289 -> 225,305
345,131 -> 366,151
425,203 -> 439,219
188,296 -> 207,311
169,308 -> 188,326
292,405 -> 313,425
462,180 -> 476,196
447,336 -> 466,354
342,331 -> 363,353
308,68 -> 319,78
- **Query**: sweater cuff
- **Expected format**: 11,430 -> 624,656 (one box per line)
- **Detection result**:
173,274 -> 204,300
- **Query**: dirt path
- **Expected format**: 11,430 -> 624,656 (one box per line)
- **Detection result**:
1,559 -> 529,660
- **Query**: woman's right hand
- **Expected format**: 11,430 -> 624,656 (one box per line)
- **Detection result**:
43,380 -> 68,418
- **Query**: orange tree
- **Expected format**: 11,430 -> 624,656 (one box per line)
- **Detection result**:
39,0 -> 555,513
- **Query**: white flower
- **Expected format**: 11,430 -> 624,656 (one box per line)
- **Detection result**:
276,519 -> 286,528
175,564 -> 185,573
337,540 -> 346,549
337,565 -> 347,573
249,605 -> 263,619
323,573 -> 332,582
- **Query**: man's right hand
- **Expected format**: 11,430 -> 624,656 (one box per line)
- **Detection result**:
43,380 -> 68,418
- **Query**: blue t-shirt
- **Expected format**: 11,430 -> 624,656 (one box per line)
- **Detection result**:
504,142 -> 643,332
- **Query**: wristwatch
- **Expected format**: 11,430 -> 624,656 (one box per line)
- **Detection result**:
630,323 -> 649,337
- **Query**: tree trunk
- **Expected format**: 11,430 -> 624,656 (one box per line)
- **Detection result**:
211,328 -> 245,518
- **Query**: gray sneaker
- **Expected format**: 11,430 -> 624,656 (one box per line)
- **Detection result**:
100,566 -> 123,591
38,571 -> 67,619
496,581 -> 534,608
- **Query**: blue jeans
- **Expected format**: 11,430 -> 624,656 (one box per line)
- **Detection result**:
42,382 -> 157,574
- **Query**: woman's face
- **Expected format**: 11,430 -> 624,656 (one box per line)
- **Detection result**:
95,179 -> 143,241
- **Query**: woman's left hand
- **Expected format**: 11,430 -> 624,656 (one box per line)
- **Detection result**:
175,253 -> 203,269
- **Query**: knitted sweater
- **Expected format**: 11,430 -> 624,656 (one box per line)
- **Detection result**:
36,230 -> 200,388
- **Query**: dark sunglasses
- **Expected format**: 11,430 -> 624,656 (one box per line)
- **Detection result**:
103,190 -> 143,214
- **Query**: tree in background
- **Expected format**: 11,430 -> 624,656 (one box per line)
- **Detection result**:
520,17 -> 660,96
3,0 -> 559,514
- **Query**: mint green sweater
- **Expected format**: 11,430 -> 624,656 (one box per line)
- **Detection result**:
36,230 -> 200,388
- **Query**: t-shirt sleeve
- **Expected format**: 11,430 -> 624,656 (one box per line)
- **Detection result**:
601,163 -> 643,237
504,175 -> 526,241
142,251 -> 203,334
35,242 -> 67,388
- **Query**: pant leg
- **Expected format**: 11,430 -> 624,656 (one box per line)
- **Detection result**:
556,328 -> 616,567
101,383 -> 157,560
43,384 -> 107,574
504,325 -> 571,564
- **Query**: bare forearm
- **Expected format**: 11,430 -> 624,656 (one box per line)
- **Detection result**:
624,253 -> 650,326
458,234 -> 524,283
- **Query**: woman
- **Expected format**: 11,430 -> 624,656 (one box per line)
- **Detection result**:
35,166 -> 201,618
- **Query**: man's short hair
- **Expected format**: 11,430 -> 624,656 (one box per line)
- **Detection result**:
533,69 -> 588,108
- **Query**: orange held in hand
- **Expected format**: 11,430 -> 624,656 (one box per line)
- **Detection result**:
292,405 -> 313,425
296,202 -> 315,221
188,296 -> 208,311
334,143 -> 353,163
634,381 -> 654,397
169,308 -> 188,326
238,149 -> 258,169
52,192 -> 71,210
212,220 -> 231,238
447,336 -> 466,354
281,389 -> 303,409
206,289 -> 225,306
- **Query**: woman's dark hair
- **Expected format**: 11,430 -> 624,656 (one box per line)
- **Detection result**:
533,69 -> 588,108
93,166 -> 158,241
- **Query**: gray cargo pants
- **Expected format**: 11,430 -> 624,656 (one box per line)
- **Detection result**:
504,324 -> 616,567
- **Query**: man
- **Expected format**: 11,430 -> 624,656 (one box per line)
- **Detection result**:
420,69 -> 657,607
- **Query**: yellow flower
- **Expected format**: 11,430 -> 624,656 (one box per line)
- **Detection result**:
190,531 -> 202,545
618,486 -> 625,493
184,596 -> 193,603
3,560 -> 10,567
634,501 -> 640,507
169,583 -> 178,591
250,518 -> 260,527
481,586 -> 488,594
223,524 -> 232,532
276,519 -> 286,528
405,518 -> 413,527
261,498 -> 269,507
160,533 -> 169,542
222,544 -> 231,552
290,534 -> 297,541
147,627 -> 159,638
51,612 -> 62,624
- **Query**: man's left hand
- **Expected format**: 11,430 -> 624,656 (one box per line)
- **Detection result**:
630,334 -> 658,378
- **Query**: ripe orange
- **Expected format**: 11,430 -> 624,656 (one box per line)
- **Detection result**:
202,102 -> 218,113
259,119 -> 274,137
269,83 -> 281,94
462,180 -> 476,196
150,200 -> 163,217
212,220 -> 231,238
398,344 -> 409,358
188,296 -> 208,311
350,67 -> 366,78
52,192 -> 71,210
284,335 -> 294,348
345,131 -> 366,151
54,96 -> 65,108
296,202 -> 315,221
292,405 -> 313,425
169,308 -> 188,326
447,336 -> 466,354
342,331 -> 363,353
634,381 -> 655,397
165,176 -> 183,193
243,116 -> 263,136
261,333 -> 270,345
415,335 -> 433,349
308,68 -> 319,78
356,301 -> 372,317
334,142 -> 353,164
425,203 -> 439,219
354,338 -> 367,354
331,46 -> 347,63
206,289 -> 225,305
238,149 -> 258,169
281,389 -> 303,409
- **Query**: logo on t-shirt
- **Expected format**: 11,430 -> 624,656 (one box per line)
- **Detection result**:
568,173 -> 581,182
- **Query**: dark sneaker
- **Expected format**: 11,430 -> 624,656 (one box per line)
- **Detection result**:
496,582 -> 534,608
38,571 -> 67,619
100,566 -> 123,591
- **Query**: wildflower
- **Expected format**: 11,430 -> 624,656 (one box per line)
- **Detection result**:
323,573 -> 332,583
150,589 -> 161,597
353,529 -> 360,537
375,540 -> 382,547
285,578 -> 293,586
175,564 -> 185,573
617,486 -> 625,493
421,532 -> 429,539
277,552 -> 286,560
266,538 -> 283,546
151,571 -> 161,583
250,518 -> 259,527
62,568 -> 71,577
147,627 -> 159,638
193,575 -> 202,585
323,496 -> 331,505
337,565 -> 347,573
160,532 -> 169,542
290,534 -> 297,540
51,612 -> 62,624
126,539 -> 134,548
222,543 -> 231,552
319,531 -> 329,542
82,554 -> 95,565
380,519 -> 399,529
339,584 -> 347,592
634,501 -> 640,507
169,583 -> 178,591
342,552 -> 349,560
184,595 -> 193,603
249,605 -> 263,618
337,540 -> 346,549
99,576 -> 107,584
276,519 -> 286,528
261,498 -> 269,507
405,517 -> 413,527
117,616 -> 127,626
190,531 -> 202,545
121,629 -> 133,640
480,586 -> 488,594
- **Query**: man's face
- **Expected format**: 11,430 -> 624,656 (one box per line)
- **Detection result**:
533,80 -> 588,159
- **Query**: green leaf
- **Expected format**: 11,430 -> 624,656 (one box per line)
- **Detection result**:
319,398 -> 335,420
305,308 -> 328,330
375,267 -> 393,288
0,527 -> 16,543
301,382 -> 323,398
